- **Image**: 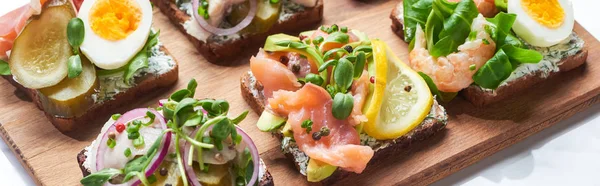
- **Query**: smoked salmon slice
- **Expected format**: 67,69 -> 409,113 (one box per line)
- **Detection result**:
349,71 -> 369,126
269,84 -> 374,173
250,50 -> 302,98
0,0 -> 48,59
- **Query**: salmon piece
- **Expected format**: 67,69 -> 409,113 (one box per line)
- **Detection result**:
0,0 -> 48,59
260,51 -> 318,77
448,0 -> 498,17
250,50 -> 302,98
349,71 -> 369,126
269,84 -> 374,173
310,29 -> 359,53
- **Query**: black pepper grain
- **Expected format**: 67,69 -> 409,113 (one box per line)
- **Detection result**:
159,167 -> 168,176
108,132 -> 117,139
404,85 -> 412,92
279,55 -> 289,65
291,64 -> 301,73
312,132 -> 322,140
344,45 -> 353,53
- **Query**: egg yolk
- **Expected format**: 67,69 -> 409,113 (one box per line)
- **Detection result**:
521,0 -> 565,28
89,0 -> 141,41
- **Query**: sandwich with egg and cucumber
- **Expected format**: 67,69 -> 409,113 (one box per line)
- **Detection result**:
78,79 -> 274,186
390,0 -> 587,106
239,25 -> 448,183
151,0 -> 323,64
0,0 -> 178,132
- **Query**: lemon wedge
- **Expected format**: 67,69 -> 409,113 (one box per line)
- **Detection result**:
363,40 -> 433,140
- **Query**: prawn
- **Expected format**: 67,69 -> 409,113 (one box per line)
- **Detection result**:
409,14 -> 496,93
448,0 -> 498,17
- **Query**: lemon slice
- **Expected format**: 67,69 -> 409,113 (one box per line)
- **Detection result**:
363,40 -> 433,140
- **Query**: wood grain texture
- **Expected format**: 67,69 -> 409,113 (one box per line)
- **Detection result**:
0,0 -> 598,185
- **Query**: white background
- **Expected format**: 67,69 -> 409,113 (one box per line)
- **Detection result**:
1,0 -> 599,185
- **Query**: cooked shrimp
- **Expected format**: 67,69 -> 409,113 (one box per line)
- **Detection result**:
409,14 -> 496,93
448,0 -> 498,17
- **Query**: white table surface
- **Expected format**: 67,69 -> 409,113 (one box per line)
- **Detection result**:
1,0 -> 599,185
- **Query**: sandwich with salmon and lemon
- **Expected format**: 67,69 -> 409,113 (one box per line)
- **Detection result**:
151,0 -> 323,64
390,0 -> 587,106
78,79 -> 274,186
0,0 -> 178,132
239,25 -> 448,183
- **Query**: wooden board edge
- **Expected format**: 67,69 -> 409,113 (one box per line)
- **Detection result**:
406,94 -> 600,186
0,123 -> 42,186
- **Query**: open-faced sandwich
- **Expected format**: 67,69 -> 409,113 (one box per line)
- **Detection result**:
78,79 -> 274,186
390,0 -> 587,106
240,25 -> 448,183
151,0 -> 323,64
0,0 -> 178,132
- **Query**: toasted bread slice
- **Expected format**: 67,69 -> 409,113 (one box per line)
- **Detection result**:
240,71 -> 448,184
390,2 -> 588,106
76,148 -> 274,186
2,46 -> 178,133
151,0 -> 323,64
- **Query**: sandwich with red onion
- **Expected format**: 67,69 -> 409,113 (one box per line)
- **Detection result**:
77,79 -> 273,186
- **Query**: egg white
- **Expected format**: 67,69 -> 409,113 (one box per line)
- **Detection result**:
508,0 -> 574,47
78,0 -> 153,70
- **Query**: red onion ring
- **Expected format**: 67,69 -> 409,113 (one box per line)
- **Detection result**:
158,99 -> 167,107
182,125 -> 260,186
192,0 -> 257,36
95,108 -> 171,186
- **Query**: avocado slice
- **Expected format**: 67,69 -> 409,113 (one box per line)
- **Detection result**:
281,122 -> 293,137
257,110 -> 286,132
264,34 -> 328,86
307,159 -> 337,182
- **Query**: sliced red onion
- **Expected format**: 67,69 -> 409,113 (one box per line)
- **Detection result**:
95,108 -> 171,186
192,0 -> 257,36
182,125 -> 260,186
158,99 -> 167,107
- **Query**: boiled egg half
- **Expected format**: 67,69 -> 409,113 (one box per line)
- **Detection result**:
508,0 -> 574,47
78,0 -> 153,70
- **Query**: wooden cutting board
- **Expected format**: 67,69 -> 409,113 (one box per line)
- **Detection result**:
1,0 -> 599,185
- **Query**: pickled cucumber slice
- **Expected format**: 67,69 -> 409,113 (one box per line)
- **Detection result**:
38,57 -> 98,118
193,163 -> 232,186
228,0 -> 281,34
9,2 -> 75,89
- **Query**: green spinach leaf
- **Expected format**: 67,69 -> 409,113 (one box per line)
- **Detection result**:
502,45 -> 543,64
431,0 -> 478,57
403,0 -> 433,42
473,49 -> 513,89
123,30 -> 160,85
0,59 -> 11,75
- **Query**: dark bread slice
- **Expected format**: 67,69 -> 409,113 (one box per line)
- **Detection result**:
77,148 -> 275,186
2,46 -> 178,133
389,2 -> 588,106
240,71 -> 448,184
151,0 -> 323,64
461,48 -> 588,106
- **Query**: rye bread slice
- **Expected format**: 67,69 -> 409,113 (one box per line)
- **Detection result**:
76,149 -> 274,186
150,0 -> 323,65
389,2 -> 588,106
2,46 -> 178,133
240,71 -> 448,184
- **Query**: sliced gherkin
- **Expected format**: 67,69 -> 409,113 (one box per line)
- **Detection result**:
38,57 -> 98,118
228,0 -> 282,34
9,2 -> 75,89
